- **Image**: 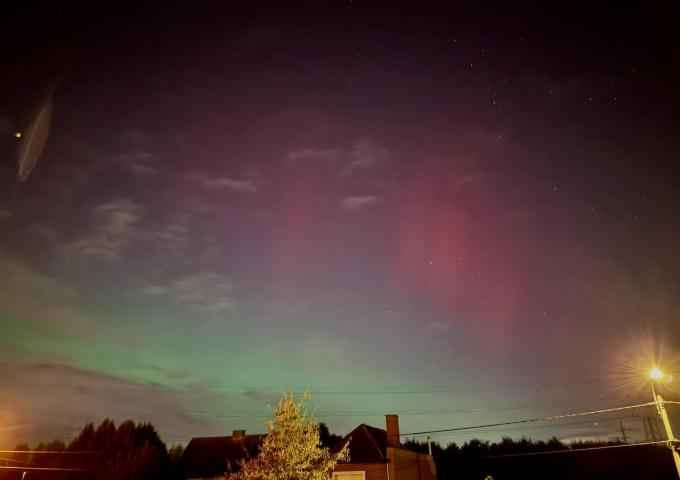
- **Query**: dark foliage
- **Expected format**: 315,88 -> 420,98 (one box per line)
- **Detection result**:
403,436 -> 678,480
2,419 -> 169,480
5,422 -> 679,479
319,422 -> 343,449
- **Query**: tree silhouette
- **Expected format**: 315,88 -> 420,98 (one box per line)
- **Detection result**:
319,422 -> 343,449
66,418 -> 169,480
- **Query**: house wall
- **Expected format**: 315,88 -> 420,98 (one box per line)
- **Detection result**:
334,462 -> 389,480
387,448 -> 437,480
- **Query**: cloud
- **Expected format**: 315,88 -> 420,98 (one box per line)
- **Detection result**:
152,224 -> 189,253
339,195 -> 378,211
110,129 -> 159,177
204,177 -> 257,193
129,163 -> 158,176
143,271 -> 237,314
65,129 -> 159,182
185,172 -> 257,193
287,138 -> 389,176
344,137 -> 390,174
0,363 -> 220,446
286,147 -> 343,166
0,256 -> 95,335
70,198 -> 143,262
142,285 -> 168,295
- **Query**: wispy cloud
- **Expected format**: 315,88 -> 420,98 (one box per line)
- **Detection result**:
70,198 -> 143,262
204,177 -> 257,193
287,147 -> 343,166
152,223 -> 189,253
109,129 -> 159,177
185,171 -> 258,193
344,137 -> 390,174
129,163 -> 158,176
287,137 -> 389,176
339,195 -> 378,211
143,271 -> 237,314
62,129 -> 159,184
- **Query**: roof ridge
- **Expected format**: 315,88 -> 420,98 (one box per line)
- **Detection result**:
360,425 -> 386,460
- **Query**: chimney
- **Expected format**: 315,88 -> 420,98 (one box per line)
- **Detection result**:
232,429 -> 246,441
385,414 -> 400,447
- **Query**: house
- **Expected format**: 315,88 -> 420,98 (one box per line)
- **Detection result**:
333,415 -> 436,480
176,429 -> 265,480
176,415 -> 435,480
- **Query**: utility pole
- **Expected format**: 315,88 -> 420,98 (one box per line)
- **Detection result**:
653,390 -> 680,479
618,420 -> 629,444
427,436 -> 432,456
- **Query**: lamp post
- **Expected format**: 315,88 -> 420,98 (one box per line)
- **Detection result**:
650,368 -> 680,479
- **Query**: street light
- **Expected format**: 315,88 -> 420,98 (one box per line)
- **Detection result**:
649,368 -> 680,479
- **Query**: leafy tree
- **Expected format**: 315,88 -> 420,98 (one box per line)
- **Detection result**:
318,423 -> 343,449
217,392 -> 349,480
169,444 -> 185,465
461,438 -> 490,456
66,418 -> 169,480
70,422 -> 96,451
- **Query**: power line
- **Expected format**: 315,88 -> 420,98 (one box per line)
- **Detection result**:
0,456 -> 33,465
481,440 -> 668,458
160,410 -> 644,443
400,402 -> 656,436
0,465 -> 91,472
0,450 -> 103,454
414,419 -> 640,440
411,415 -> 635,438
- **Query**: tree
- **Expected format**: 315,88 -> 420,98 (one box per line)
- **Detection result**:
218,392 -> 349,480
318,423 -> 343,449
66,418 -> 169,480
168,444 -> 185,465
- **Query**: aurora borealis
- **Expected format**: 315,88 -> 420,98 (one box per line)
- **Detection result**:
1,2 -> 680,447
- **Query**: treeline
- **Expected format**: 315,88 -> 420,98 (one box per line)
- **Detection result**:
403,436 -> 678,480
3,419 -> 182,480
5,420 -> 679,479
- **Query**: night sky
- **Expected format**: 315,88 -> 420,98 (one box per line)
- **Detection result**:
1,2 -> 680,447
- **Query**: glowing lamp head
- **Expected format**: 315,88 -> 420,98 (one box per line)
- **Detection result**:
14,132 -> 22,138
649,368 -> 664,381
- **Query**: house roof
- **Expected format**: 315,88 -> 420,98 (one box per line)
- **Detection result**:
176,434 -> 265,479
338,423 -> 389,464
178,421 -> 414,477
